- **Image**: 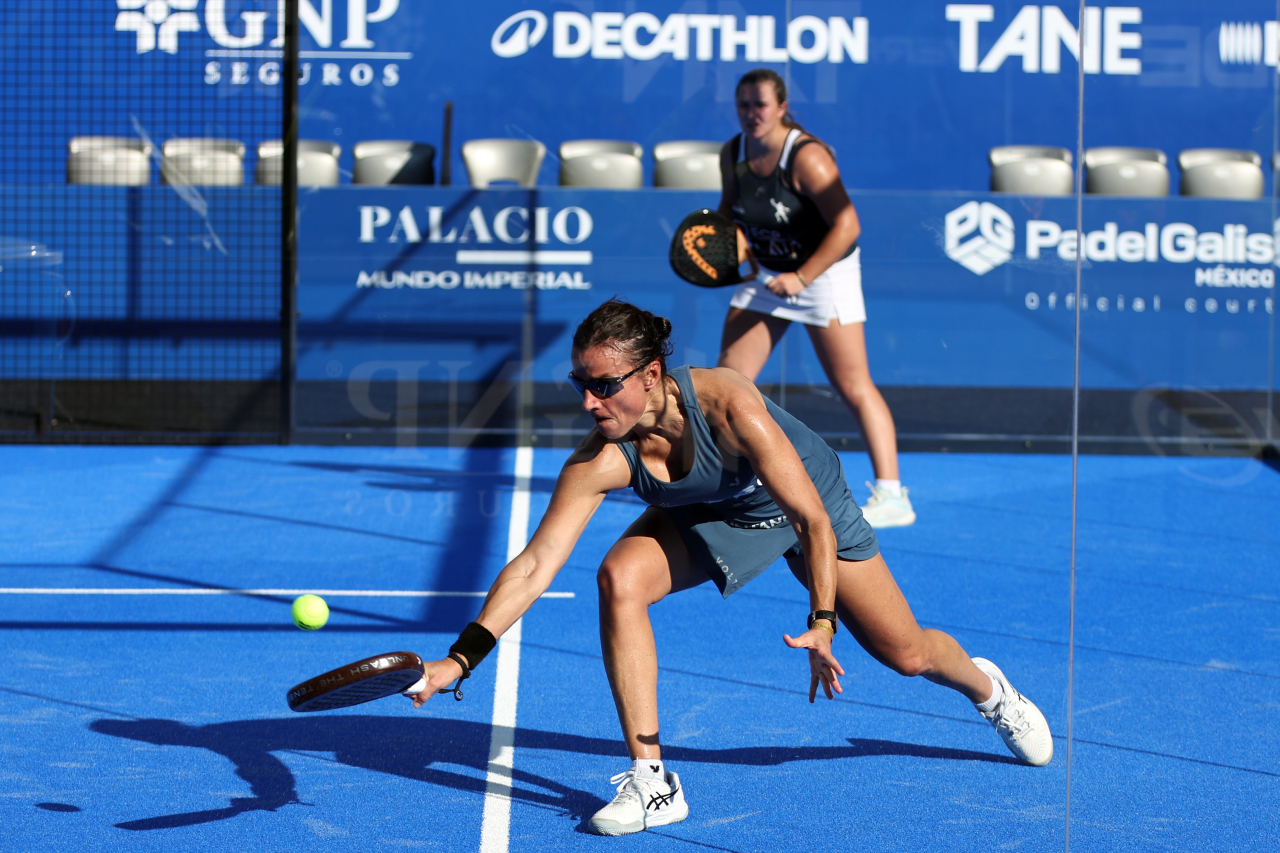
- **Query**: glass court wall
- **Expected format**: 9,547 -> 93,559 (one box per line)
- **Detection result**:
1071,4 -> 1278,848
0,2 -> 284,442
1,1 -> 1277,849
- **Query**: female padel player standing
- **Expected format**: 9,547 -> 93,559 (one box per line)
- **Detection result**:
408,300 -> 1052,836
717,68 -> 913,528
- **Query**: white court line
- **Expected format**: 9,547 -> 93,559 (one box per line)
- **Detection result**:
0,588 -> 572,598
480,445 -> 533,853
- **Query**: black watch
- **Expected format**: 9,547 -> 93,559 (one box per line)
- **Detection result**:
807,610 -> 838,633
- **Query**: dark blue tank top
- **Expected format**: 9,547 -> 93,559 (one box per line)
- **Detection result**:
614,366 -> 855,528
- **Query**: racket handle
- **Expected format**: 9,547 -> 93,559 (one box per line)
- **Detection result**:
402,677 -> 426,696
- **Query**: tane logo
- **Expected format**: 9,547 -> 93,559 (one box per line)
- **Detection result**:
116,0 -> 199,54
945,201 -> 1014,275
492,11 -> 548,58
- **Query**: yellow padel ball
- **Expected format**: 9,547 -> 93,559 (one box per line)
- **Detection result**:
291,594 -> 329,631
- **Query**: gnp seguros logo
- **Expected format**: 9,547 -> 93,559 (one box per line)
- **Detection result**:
115,0 -> 401,55
945,201 -> 1015,275
116,0 -> 200,54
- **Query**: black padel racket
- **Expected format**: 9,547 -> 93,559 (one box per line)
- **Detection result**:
287,651 -> 428,713
669,209 -> 749,288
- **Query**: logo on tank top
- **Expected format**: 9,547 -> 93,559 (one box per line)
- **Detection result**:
769,198 -> 791,224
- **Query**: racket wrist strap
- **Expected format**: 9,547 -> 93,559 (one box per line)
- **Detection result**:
450,621 -> 497,670
438,652 -> 471,701
446,651 -> 471,678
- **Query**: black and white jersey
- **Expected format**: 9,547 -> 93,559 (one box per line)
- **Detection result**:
729,128 -> 856,273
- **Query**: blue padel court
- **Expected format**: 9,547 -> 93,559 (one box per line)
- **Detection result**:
2,445 -> 1277,852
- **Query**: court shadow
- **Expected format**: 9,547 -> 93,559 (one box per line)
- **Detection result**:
90,715 -> 1014,832
91,716 -> 603,832
1262,443 -> 1280,476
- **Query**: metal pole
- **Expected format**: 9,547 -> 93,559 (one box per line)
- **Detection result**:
281,0 -> 299,444
1065,2 -> 1085,850
441,101 -> 453,186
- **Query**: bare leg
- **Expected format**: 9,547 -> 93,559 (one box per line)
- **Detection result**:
718,307 -> 791,380
597,507 -> 712,760
786,552 -> 992,702
806,320 -> 899,481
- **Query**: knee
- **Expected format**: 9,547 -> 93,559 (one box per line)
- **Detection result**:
882,647 -> 931,679
837,375 -> 879,408
596,558 -> 644,610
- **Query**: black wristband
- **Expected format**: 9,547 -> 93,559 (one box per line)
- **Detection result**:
808,610 -> 838,633
449,621 -> 497,669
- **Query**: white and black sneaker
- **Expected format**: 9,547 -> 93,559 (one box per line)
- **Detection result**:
972,657 -> 1054,767
589,767 -> 689,836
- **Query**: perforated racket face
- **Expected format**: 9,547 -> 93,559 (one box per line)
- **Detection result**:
287,651 -> 424,713
670,209 -> 742,288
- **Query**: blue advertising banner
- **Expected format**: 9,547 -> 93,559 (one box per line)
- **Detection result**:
294,187 -> 1276,393
5,2 -> 1280,191
3,186 -> 1272,393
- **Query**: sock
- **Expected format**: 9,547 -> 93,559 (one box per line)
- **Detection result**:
875,478 -> 902,497
633,758 -> 665,781
974,674 -> 1003,712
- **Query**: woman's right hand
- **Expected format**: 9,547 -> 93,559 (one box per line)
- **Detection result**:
765,271 -> 807,298
404,656 -> 466,708
783,628 -> 845,702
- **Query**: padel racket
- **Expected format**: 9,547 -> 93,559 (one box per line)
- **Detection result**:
669,208 -> 753,288
287,650 -> 433,713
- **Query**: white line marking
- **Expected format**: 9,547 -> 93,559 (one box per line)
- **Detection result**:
0,588 -> 572,598
455,250 -> 593,265
480,445 -> 534,853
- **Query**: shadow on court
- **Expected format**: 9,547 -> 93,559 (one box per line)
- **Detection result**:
89,715 -> 1016,832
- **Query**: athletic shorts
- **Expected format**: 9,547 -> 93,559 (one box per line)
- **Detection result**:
728,247 -> 866,328
659,475 -> 879,598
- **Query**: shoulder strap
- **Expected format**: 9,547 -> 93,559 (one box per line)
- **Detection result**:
668,365 -> 696,405
734,133 -> 744,162
782,132 -> 818,194
785,138 -> 817,171
612,437 -> 640,483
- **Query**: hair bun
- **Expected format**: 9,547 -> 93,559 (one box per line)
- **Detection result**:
572,299 -> 675,375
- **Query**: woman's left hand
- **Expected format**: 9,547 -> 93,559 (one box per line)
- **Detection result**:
765,272 -> 807,298
783,628 -> 845,702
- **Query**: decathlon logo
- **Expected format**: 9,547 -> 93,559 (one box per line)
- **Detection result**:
945,201 -> 1014,275
492,10 -> 548,58
491,10 -> 867,64
116,0 -> 199,54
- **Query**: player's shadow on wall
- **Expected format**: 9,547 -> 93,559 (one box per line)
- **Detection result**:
90,715 -> 1015,832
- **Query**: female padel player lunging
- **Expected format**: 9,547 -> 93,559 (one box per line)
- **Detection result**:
717,68 -> 914,528
408,300 -> 1052,837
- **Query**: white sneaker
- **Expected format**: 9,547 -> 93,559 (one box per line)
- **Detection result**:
589,768 -> 689,836
860,482 -> 916,528
972,658 -> 1054,766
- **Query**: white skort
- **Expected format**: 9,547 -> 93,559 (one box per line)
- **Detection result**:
728,247 -> 865,327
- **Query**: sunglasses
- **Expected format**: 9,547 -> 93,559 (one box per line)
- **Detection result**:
567,363 -> 646,399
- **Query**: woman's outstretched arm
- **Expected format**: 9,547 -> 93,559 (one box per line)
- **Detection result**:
408,436 -> 632,706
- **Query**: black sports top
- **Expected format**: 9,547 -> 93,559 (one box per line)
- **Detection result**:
729,128 -> 856,273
